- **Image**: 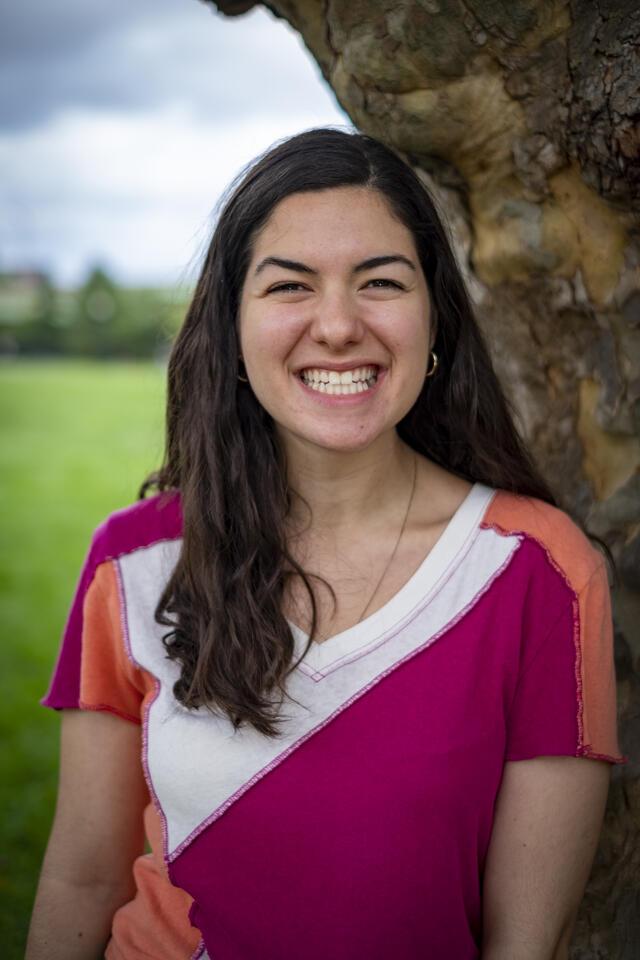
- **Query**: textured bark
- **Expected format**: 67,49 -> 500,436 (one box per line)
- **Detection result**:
205,1 -> 639,954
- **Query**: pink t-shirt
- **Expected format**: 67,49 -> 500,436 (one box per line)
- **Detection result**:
43,483 -> 626,959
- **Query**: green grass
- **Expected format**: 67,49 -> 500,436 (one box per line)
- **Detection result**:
0,359 -> 167,956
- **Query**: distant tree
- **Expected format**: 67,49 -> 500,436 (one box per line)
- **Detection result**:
72,265 -> 121,357
0,271 -> 62,356
0,268 -> 189,359
25,275 -> 62,354
111,287 -> 179,361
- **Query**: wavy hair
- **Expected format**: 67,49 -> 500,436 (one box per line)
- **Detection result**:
140,126 -> 614,738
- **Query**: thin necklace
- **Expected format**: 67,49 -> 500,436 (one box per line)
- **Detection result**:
354,450 -> 418,626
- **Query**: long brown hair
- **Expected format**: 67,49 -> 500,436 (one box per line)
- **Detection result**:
140,127 -> 614,738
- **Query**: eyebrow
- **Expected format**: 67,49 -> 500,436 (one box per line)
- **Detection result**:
253,254 -> 417,276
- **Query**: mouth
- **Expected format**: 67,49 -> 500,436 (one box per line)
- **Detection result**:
296,364 -> 381,396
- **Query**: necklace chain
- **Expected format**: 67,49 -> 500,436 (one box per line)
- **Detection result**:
353,450 -> 418,627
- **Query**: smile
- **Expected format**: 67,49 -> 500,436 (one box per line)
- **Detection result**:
298,365 -> 379,395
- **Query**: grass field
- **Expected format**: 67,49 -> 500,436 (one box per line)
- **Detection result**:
0,359 -> 167,956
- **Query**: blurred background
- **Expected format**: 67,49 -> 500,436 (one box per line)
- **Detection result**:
0,0 -> 346,952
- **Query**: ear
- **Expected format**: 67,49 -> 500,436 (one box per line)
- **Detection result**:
426,287 -> 437,348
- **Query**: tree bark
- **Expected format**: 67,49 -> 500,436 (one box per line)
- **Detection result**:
205,1 -> 639,954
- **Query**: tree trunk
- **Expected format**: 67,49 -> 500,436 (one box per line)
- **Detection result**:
206,1 -> 639,954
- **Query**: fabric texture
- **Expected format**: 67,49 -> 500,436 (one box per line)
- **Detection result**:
42,484 -> 626,960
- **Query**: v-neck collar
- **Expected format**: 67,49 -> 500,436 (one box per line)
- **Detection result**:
287,482 -> 497,674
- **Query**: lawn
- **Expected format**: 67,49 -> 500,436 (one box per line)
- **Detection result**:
0,359 -> 167,956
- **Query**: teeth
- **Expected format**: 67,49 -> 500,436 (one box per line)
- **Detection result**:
301,367 -> 378,394
330,383 -> 360,395
304,379 -> 373,396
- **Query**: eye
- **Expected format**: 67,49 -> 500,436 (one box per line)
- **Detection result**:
267,282 -> 307,294
366,279 -> 404,289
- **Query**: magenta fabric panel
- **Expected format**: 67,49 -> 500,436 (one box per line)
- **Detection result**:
169,538 -> 576,960
41,491 -> 181,709
506,599 -> 579,760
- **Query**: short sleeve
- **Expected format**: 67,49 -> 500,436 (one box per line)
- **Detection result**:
42,524 -> 151,724
506,560 -> 627,765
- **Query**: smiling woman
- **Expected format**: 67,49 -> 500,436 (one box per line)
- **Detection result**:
28,128 -> 626,960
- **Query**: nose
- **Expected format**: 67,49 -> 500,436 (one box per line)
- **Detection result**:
308,290 -> 366,350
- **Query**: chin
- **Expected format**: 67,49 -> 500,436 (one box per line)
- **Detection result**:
291,425 -> 390,454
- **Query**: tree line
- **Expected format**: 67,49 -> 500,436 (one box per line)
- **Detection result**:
0,267 -> 191,361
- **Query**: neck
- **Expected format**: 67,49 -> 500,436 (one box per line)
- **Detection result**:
281,430 -> 416,537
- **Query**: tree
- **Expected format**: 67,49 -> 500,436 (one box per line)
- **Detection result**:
205,1 -> 639,954
73,264 -> 121,357
0,271 -> 63,356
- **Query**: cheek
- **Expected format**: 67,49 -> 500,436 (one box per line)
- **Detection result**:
242,311 -> 305,370
407,311 -> 431,356
252,329 -> 292,369
373,310 -> 429,356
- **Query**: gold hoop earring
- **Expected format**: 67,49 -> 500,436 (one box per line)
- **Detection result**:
425,350 -> 438,378
237,356 -> 249,383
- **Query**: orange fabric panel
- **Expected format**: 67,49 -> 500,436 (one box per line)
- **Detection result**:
482,491 -> 603,591
79,560 -> 155,723
482,491 -> 624,763
577,560 -> 623,762
106,804 -> 202,959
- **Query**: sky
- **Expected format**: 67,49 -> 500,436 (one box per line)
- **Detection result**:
0,0 -> 349,288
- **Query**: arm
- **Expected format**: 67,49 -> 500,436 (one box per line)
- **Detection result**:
26,709 -> 149,960
481,756 -> 611,960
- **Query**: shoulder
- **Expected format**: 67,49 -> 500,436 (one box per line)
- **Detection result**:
480,488 -> 606,596
88,489 -> 183,570
42,493 -> 182,713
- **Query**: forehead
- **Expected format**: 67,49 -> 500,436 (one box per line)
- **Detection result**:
249,187 -> 416,261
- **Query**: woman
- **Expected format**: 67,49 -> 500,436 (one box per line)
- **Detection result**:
28,127 -> 626,960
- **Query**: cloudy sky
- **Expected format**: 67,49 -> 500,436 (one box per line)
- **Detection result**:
0,0 -> 349,288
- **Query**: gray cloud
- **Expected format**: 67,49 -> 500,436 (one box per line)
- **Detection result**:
0,0 -> 341,131
1,0 -> 180,63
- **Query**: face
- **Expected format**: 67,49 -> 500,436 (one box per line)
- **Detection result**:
238,186 -> 434,456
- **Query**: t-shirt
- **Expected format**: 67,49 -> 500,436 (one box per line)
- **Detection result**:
42,482 -> 626,959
